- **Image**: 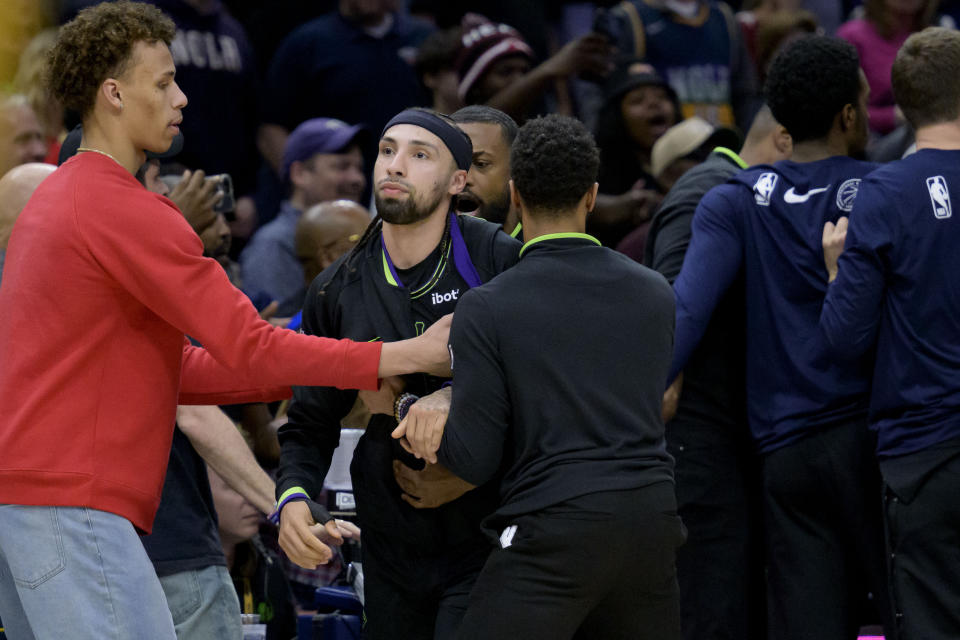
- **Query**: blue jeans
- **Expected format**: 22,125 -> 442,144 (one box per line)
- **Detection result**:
159,565 -> 242,640
0,505 -> 176,640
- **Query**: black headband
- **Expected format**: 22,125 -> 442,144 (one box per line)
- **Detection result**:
381,109 -> 473,171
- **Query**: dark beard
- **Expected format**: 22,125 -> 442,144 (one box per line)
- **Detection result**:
477,189 -> 511,225
376,187 -> 448,225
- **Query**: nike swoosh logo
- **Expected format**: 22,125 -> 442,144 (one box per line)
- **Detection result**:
784,186 -> 830,204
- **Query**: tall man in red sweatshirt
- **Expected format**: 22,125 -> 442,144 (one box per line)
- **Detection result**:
0,3 -> 450,639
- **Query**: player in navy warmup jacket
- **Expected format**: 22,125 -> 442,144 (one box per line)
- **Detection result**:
820,28 -> 960,640
670,36 -> 893,639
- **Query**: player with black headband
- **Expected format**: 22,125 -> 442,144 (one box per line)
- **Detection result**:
275,108 -> 521,640
668,36 -> 893,638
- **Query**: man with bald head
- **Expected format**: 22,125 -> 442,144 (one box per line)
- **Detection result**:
643,104 -> 792,640
0,162 -> 56,288
274,199 -> 370,316
295,200 -> 370,287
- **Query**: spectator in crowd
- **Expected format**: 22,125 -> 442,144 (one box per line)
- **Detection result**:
755,11 -> 819,81
838,0 -> 942,135
415,27 -> 464,115
590,60 -> 679,247
450,105 -> 520,235
282,199 -> 371,316
644,105 -> 792,640
276,108 -> 520,640
737,0 -> 806,61
209,464 -> 300,640
428,114 -> 682,639
242,118 -> 367,308
456,15 -> 613,123
0,4 -> 452,638
651,117 -> 742,193
615,115 -> 741,262
820,26 -> 960,639
259,0 -> 433,181
0,94 -> 48,177
601,0 -> 761,130
455,17 -> 535,109
13,28 -> 64,165
668,35 -> 893,639
741,8 -> 820,84
0,162 -> 55,288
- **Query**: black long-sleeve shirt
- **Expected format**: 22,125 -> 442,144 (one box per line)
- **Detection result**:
644,148 -> 748,432
277,214 -> 519,551
438,234 -> 675,523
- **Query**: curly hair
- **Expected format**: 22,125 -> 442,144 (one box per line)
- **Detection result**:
46,1 -> 175,118
764,35 -> 861,144
510,114 -> 599,213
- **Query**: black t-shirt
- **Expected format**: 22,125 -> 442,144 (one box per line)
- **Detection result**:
141,427 -> 226,576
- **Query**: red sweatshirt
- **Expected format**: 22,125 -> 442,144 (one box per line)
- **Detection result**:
0,153 -> 381,532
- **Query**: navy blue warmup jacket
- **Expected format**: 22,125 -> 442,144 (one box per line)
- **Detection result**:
670,156 -> 876,453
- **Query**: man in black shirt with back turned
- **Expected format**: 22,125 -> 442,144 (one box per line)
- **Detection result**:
411,115 -> 683,639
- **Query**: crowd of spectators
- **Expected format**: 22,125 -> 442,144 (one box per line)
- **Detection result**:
1,1 -> 959,639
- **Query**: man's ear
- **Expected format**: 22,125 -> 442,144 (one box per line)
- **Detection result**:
100,78 -> 123,112
584,182 -> 599,213
839,103 -> 857,133
448,168 -> 467,195
509,179 -> 523,211
289,160 -> 308,189
775,126 -> 793,156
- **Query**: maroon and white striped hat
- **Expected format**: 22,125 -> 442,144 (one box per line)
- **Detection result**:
456,18 -> 534,103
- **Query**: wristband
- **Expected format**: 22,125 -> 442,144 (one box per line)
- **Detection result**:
276,487 -> 310,516
267,509 -> 280,525
394,392 -> 419,422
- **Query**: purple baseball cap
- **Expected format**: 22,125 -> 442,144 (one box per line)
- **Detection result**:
281,118 -> 367,181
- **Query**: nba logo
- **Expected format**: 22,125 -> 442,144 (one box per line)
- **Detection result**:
927,176 -> 952,219
754,172 -> 778,206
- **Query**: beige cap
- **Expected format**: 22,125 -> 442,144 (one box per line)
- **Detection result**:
651,116 -> 740,178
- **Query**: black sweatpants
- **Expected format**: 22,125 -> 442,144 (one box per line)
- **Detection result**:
761,420 -> 893,640
361,529 -> 488,640
456,482 -> 685,640
884,451 -> 960,640
668,420 -> 766,640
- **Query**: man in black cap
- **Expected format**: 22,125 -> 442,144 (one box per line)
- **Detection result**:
275,108 -> 521,640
